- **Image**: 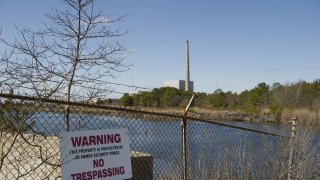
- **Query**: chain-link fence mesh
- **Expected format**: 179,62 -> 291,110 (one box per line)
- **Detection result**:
186,119 -> 289,179
0,93 -> 319,179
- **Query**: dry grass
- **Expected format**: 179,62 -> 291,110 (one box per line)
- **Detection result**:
281,108 -> 320,126
183,127 -> 319,179
290,128 -> 320,179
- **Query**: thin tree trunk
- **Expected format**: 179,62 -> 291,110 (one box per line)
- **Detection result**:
64,1 -> 82,131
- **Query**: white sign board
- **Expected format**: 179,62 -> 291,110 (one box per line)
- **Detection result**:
60,128 -> 132,180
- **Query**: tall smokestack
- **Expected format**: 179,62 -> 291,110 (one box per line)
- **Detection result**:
185,40 -> 190,91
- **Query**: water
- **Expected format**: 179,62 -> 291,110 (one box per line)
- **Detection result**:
25,111 -> 319,178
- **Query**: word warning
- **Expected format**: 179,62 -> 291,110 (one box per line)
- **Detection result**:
60,128 -> 132,180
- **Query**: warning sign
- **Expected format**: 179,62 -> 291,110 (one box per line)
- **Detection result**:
59,128 -> 132,180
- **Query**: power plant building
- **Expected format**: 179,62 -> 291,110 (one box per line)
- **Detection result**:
163,40 -> 194,92
164,80 -> 194,91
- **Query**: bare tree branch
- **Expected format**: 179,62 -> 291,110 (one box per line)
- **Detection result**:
0,0 -> 128,102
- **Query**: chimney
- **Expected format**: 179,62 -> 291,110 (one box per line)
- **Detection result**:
185,40 -> 190,91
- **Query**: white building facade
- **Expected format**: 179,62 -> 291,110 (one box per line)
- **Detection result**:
164,80 -> 194,91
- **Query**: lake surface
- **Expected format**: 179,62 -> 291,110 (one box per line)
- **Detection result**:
27,111 -> 319,178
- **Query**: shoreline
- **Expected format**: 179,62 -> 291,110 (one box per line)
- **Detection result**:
3,103 -> 319,126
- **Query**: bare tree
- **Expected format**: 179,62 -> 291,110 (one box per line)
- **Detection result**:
0,0 -> 128,131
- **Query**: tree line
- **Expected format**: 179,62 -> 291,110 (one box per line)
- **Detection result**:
119,80 -> 320,116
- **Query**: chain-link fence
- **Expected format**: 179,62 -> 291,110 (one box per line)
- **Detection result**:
0,93 -> 319,179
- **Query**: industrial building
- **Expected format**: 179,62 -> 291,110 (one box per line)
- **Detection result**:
163,40 -> 194,92
164,80 -> 194,91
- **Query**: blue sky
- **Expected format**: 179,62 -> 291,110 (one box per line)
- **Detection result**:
1,0 -> 319,98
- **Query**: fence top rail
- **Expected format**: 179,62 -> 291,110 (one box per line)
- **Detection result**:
0,93 -> 182,119
189,117 -> 290,139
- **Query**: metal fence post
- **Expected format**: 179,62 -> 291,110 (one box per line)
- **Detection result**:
288,117 -> 296,180
181,95 -> 194,180
64,105 -> 70,131
181,115 -> 187,180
